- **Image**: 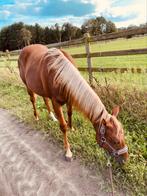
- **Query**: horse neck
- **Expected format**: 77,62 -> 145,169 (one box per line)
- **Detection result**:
49,48 -> 109,124
72,87 -> 110,125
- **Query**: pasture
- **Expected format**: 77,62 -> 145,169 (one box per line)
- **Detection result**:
0,36 -> 146,195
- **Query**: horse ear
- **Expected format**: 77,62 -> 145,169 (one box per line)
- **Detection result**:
112,106 -> 120,117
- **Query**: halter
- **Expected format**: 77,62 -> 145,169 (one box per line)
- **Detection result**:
98,124 -> 128,157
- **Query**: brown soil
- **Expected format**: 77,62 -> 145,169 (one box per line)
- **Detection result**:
0,109 -> 123,196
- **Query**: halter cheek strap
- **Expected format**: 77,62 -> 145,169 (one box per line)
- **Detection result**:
98,124 -> 128,157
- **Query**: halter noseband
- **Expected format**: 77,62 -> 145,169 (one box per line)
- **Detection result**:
98,124 -> 128,157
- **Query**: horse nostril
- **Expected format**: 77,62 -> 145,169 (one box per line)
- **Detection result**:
117,156 -> 126,164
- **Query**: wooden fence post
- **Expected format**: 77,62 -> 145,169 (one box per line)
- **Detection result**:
5,49 -> 10,60
84,33 -> 93,85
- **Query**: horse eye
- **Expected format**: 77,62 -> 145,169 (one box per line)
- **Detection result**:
113,140 -> 120,145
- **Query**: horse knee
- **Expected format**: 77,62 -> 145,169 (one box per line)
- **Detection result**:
68,110 -> 72,117
30,94 -> 36,102
30,97 -> 35,103
60,123 -> 68,133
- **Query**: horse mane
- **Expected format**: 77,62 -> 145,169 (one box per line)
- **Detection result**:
47,48 -> 109,123
60,49 -> 77,67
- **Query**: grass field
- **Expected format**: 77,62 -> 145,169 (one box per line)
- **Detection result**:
74,54 -> 147,68
64,36 -> 147,68
0,36 -> 147,69
64,36 -> 147,53
0,36 -> 146,91
2,55 -> 147,69
0,36 -> 147,195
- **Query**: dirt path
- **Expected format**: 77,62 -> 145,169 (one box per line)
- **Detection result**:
0,108 -> 114,196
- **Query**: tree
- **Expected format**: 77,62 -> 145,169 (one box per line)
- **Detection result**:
0,16 -> 118,51
51,23 -> 63,43
20,27 -> 32,46
81,19 -> 96,35
139,23 -> 147,28
62,22 -> 78,41
95,17 -> 108,34
127,25 -> 138,30
34,23 -> 44,44
0,27 -> 10,51
0,22 -> 24,51
81,17 -> 117,35
105,21 -> 117,33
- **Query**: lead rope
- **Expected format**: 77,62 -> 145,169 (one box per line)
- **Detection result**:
107,158 -> 115,196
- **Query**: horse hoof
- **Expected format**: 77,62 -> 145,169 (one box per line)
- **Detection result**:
65,148 -> 72,162
65,156 -> 73,162
49,112 -> 58,122
35,117 -> 39,121
71,127 -> 75,131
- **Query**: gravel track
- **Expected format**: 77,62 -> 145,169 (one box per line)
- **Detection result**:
0,108 -> 115,196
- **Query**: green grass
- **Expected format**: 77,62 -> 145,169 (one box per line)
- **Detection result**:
0,36 -> 147,69
0,58 -> 18,67
75,54 -> 147,68
84,72 -> 147,91
64,36 -> 147,54
0,36 -> 146,195
0,68 -> 146,195
63,36 -> 147,68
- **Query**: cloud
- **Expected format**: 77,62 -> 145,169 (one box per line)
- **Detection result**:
79,0 -> 146,27
111,0 -> 146,27
0,10 -> 11,19
89,0 -> 147,27
0,0 -> 146,29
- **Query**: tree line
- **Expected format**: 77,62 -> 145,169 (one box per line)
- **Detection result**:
0,16 -> 146,51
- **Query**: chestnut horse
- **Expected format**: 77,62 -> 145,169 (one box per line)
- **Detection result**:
18,44 -> 128,163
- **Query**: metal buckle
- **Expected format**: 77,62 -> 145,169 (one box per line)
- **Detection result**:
100,124 -> 105,135
101,137 -> 106,143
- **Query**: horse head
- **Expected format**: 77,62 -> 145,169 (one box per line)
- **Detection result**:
95,106 -> 128,164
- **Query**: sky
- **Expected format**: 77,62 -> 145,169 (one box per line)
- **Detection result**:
0,0 -> 146,29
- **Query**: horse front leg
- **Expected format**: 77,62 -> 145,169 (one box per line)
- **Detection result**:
52,98 -> 72,161
67,102 -> 73,130
27,89 -> 39,121
43,97 -> 58,121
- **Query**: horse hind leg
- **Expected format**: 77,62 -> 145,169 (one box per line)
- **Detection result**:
67,102 -> 74,130
52,98 -> 72,161
27,89 -> 39,121
43,97 -> 57,121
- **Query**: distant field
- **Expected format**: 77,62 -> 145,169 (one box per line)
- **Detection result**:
0,36 -> 147,69
63,36 -> 147,68
64,36 -> 147,53
0,36 -> 147,90
3,55 -> 147,69
83,72 -> 147,91
74,54 -> 147,68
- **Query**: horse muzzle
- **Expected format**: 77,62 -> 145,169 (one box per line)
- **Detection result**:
115,149 -> 129,164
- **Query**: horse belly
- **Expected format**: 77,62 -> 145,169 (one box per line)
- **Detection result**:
25,69 -> 50,97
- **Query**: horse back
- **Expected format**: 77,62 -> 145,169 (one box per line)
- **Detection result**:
18,44 -> 52,97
